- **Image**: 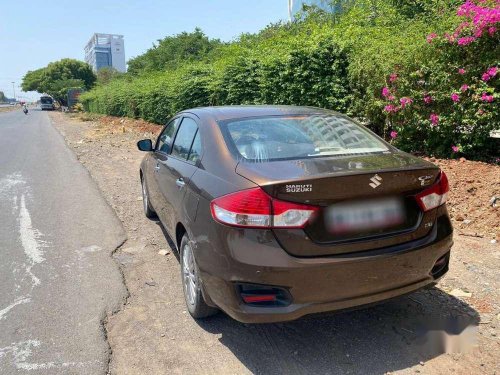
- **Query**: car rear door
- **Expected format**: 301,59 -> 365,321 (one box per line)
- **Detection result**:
155,116 -> 201,236
148,117 -> 181,223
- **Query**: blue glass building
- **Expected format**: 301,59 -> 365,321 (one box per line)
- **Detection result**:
84,33 -> 126,73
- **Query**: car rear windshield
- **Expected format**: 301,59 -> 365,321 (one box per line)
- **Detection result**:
221,114 -> 389,162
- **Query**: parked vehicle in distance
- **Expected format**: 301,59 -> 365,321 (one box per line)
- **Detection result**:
40,95 -> 55,110
137,106 -> 453,323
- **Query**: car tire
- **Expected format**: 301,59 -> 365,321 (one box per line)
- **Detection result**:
180,234 -> 218,319
141,176 -> 156,219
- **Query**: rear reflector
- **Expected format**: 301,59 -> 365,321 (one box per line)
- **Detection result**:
241,295 -> 277,303
211,187 -> 318,228
237,283 -> 292,307
416,171 -> 449,212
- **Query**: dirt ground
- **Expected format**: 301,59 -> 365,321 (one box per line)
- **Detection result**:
50,112 -> 499,375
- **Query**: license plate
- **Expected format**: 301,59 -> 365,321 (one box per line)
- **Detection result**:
326,197 -> 405,234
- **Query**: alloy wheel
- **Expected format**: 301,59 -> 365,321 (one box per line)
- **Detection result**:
182,242 -> 197,306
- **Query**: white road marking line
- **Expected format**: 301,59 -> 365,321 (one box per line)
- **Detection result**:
80,245 -> 102,253
19,194 -> 45,265
0,297 -> 31,321
0,340 -> 97,370
0,173 -> 24,197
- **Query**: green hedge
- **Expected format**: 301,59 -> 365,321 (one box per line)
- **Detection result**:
80,38 -> 352,123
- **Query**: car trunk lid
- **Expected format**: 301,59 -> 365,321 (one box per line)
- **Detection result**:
236,152 -> 441,256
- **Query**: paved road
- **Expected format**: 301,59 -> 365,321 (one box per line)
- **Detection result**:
0,109 -> 127,374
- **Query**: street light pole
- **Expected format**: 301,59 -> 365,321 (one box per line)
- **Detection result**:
11,81 -> 16,102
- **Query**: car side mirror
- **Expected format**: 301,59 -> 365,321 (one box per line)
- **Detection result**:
137,139 -> 153,152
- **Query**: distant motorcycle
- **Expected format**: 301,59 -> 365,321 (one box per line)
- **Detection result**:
23,106 -> 28,115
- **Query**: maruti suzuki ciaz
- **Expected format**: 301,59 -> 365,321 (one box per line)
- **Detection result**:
137,106 -> 453,323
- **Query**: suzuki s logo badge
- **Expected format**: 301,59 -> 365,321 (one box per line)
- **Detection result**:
418,175 -> 433,186
369,174 -> 383,189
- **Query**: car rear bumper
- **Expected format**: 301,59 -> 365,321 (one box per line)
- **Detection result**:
196,214 -> 453,323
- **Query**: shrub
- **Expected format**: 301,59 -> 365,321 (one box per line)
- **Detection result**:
81,38 -> 352,121
380,0 -> 499,158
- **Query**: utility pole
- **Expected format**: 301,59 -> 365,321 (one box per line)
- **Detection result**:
11,81 -> 16,102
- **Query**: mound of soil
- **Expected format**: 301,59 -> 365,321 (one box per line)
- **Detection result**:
426,157 -> 499,240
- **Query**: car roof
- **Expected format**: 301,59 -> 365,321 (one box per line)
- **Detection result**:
180,105 -> 339,122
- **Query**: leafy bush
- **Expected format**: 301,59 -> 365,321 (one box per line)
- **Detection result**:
380,0 -> 499,158
127,28 -> 221,75
80,38 -> 351,120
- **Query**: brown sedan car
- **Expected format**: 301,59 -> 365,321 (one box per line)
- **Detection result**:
137,106 -> 453,323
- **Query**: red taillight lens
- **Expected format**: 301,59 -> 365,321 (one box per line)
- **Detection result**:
210,187 -> 318,228
416,171 -> 449,212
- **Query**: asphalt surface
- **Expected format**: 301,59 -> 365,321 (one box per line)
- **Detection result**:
0,109 -> 127,374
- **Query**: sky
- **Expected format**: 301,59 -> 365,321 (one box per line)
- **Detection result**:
0,1 -> 289,101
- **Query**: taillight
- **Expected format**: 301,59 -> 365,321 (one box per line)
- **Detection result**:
416,171 -> 449,212
210,187 -> 318,228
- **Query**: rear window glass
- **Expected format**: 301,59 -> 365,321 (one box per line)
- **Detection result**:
221,115 -> 388,162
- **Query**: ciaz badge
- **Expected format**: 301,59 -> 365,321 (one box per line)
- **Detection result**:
285,184 -> 313,193
418,175 -> 433,186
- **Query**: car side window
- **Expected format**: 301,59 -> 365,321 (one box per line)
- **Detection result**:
188,131 -> 202,163
171,118 -> 198,161
156,118 -> 180,153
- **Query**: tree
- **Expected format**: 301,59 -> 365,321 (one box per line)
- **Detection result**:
0,91 -> 7,102
127,28 -> 221,74
96,67 -> 123,85
22,59 -> 96,105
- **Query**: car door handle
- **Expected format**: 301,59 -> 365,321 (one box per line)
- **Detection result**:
154,163 -> 160,172
176,178 -> 185,188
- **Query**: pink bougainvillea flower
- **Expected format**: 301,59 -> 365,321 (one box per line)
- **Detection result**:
389,73 -> 398,83
481,92 -> 494,102
451,93 -> 460,103
426,33 -> 438,43
424,95 -> 433,104
457,36 -> 476,46
452,145 -> 459,153
430,113 -> 439,126
482,72 -> 492,81
382,87 -> 390,98
487,66 -> 498,77
474,28 -> 484,38
384,105 -> 399,113
460,84 -> 469,92
390,131 -> 398,139
399,97 -> 413,108
456,1 -> 500,43
458,68 -> 466,75
477,109 -> 485,115
482,67 -> 498,82
387,95 -> 395,101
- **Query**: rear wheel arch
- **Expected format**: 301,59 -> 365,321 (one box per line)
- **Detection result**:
179,231 -> 218,318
